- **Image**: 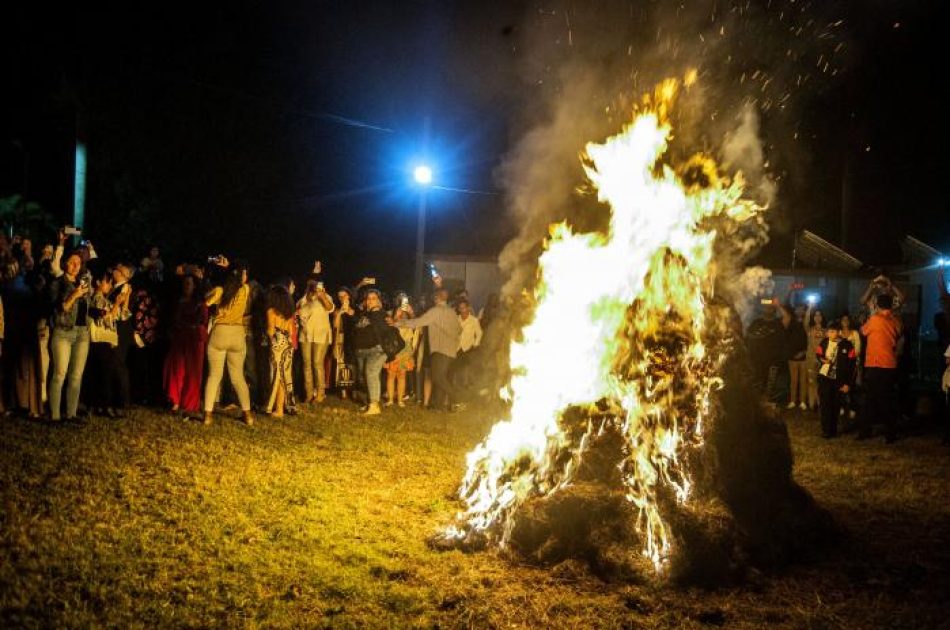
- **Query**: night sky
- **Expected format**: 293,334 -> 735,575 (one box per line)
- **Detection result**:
2,0 -> 946,289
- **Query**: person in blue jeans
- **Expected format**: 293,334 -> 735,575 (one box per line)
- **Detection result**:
351,289 -> 388,416
47,252 -> 93,421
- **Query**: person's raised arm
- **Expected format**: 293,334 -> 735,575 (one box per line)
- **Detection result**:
860,278 -> 877,309
205,286 -> 223,307
396,305 -> 437,329
50,231 -> 66,277
891,280 -> 905,306
775,297 -> 792,328
318,290 -> 334,313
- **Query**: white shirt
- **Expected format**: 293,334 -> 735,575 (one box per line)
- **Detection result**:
819,339 -> 839,378
297,294 -> 334,344
458,314 -> 483,353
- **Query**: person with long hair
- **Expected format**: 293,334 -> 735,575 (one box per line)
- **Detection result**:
805,308 -> 825,411
47,252 -> 93,422
87,267 -> 131,418
385,294 -> 416,407
203,258 -> 254,426
163,274 -> 209,416
352,288 -> 388,415
298,277 -> 335,404
265,284 -> 297,417
332,287 -> 356,399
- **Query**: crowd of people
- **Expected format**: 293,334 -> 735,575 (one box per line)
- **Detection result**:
2,230 -> 948,442
747,272 -> 950,444
0,231 -> 505,426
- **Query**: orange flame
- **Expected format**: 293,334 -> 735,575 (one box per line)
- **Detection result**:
450,73 -> 762,569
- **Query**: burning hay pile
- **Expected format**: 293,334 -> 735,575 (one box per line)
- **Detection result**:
434,76 -> 835,584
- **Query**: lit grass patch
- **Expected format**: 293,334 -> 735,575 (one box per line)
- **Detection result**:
1,403 -> 948,627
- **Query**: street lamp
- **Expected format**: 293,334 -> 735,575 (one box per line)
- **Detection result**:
413,163 -> 433,299
413,165 -> 433,186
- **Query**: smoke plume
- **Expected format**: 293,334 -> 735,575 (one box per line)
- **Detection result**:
495,0 -> 850,296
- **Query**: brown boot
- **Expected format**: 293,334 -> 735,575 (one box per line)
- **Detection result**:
243,410 -> 255,426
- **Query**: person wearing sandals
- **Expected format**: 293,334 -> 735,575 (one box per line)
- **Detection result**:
265,284 -> 297,417
202,257 -> 254,426
385,294 -> 416,407
297,274 -> 334,405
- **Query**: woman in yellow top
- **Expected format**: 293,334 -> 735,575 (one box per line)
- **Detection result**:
265,285 -> 297,417
202,258 -> 253,425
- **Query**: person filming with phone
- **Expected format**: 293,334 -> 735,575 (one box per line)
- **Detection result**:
47,251 -> 93,422
396,288 -> 463,412
297,263 -> 335,405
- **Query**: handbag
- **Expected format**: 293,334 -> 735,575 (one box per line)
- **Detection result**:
89,317 -> 119,347
378,325 -> 406,362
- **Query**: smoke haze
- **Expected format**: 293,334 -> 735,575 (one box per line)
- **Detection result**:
495,0 -> 851,296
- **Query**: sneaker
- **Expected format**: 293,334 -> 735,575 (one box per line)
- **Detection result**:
363,402 -> 381,416
799,402 -> 807,411
384,400 -> 394,407
786,402 -> 796,410
397,401 -> 406,408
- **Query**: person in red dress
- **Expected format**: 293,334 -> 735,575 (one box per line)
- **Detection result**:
163,273 -> 208,416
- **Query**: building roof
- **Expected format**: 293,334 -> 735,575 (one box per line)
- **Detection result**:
794,230 -> 863,272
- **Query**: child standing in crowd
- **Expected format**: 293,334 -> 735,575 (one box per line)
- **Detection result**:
815,320 -> 857,438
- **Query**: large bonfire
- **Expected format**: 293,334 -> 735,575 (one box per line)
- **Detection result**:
440,75 -> 834,582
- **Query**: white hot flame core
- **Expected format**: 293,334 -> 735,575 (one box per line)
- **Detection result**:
453,78 -> 761,569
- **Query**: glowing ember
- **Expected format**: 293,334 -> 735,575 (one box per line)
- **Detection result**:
446,74 -> 763,570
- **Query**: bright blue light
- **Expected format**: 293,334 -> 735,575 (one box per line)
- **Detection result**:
806,293 -> 819,304
73,143 -> 86,230
938,257 -> 947,267
413,165 -> 433,185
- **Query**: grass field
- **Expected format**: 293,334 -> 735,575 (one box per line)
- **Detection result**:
1,401 -> 948,628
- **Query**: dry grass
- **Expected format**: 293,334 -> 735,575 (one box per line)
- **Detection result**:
1,402 -> 948,628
